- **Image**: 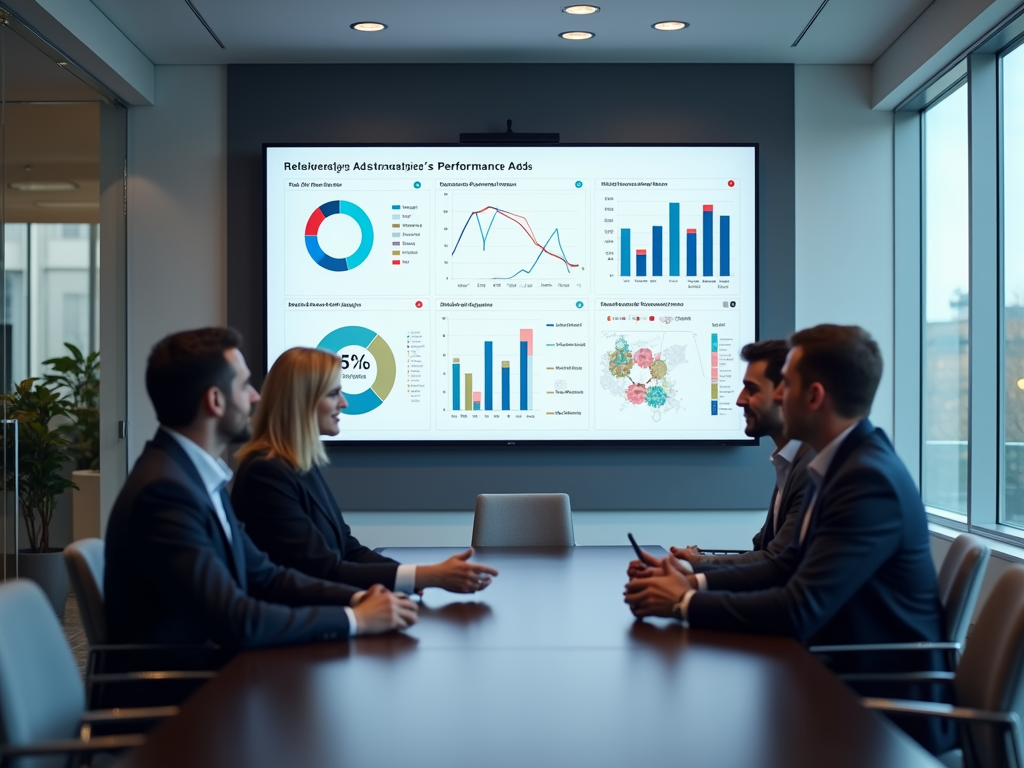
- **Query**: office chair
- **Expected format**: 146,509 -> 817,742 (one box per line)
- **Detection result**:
63,539 -> 219,708
471,493 -> 575,547
811,533 -> 990,667
863,564 -> 1024,768
0,580 -> 175,768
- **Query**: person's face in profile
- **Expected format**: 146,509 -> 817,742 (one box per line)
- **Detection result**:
735,359 -> 784,439
218,348 -> 260,443
316,369 -> 348,437
777,346 -> 811,442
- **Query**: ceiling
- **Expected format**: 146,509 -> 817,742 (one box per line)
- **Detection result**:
91,0 -> 935,66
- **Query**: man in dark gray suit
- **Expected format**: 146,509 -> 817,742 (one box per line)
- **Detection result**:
624,325 -> 953,754
671,339 -> 812,569
105,328 -> 418,652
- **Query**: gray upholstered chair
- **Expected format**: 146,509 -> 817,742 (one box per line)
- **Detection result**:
64,538 -> 108,646
811,533 -> 990,666
863,565 -> 1024,768
471,493 -> 575,547
0,580 -> 175,768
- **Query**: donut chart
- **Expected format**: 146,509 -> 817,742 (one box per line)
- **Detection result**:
317,326 -> 396,414
305,200 -> 374,272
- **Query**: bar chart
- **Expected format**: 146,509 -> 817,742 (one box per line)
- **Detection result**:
437,311 -> 590,432
597,180 -> 740,295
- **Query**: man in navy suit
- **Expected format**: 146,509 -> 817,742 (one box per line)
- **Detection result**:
624,324 -> 953,753
105,328 -> 418,652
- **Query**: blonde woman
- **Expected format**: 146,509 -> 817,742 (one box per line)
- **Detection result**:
232,347 -> 498,594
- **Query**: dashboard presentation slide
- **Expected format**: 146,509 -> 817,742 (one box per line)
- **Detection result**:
265,145 -> 757,442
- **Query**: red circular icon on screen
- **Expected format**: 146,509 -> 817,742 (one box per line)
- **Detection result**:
728,180 -> 735,187
415,300 -> 423,308
649,316 -> 655,321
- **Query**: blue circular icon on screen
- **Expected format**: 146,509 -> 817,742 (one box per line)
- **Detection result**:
414,181 -> 422,189
575,181 -> 582,188
576,301 -> 584,308
304,201 -> 374,272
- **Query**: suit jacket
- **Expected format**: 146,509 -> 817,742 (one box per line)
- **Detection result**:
231,453 -> 401,590
105,430 -> 360,652
696,442 -> 813,569
689,420 -> 953,753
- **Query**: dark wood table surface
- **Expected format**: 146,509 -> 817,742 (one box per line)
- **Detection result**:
116,546 -> 941,768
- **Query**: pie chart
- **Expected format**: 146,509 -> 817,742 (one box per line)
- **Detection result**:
317,326 -> 396,414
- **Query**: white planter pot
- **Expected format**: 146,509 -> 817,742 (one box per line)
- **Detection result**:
72,469 -> 101,541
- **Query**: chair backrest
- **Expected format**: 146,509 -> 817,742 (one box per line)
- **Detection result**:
936,533 -> 990,647
63,538 -> 107,646
955,565 -> 1024,768
0,580 -> 85,767
472,494 -> 574,547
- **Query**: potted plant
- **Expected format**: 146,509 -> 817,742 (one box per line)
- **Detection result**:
1,378 -> 78,616
43,344 -> 100,541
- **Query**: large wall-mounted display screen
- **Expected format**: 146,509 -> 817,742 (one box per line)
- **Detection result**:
265,144 -> 757,443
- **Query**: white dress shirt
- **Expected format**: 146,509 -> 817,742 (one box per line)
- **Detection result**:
164,428 -> 359,634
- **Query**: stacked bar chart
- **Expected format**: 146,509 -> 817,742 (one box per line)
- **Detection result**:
614,201 -> 733,278
711,333 -> 719,415
451,329 -> 534,412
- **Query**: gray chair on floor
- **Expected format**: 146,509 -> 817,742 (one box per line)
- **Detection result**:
811,533 -> 990,667
471,493 -> 575,547
64,539 -> 107,647
0,579 -> 175,768
863,565 -> 1024,768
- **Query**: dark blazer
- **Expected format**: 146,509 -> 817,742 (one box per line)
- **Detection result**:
696,441 -> 813,569
689,420 -> 953,753
105,430 -> 360,652
231,453 -> 401,590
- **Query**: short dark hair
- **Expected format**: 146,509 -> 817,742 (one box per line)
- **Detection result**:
740,339 -> 790,386
788,324 -> 882,418
146,327 -> 243,428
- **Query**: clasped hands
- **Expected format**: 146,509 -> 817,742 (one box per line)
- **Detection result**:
623,547 -> 698,619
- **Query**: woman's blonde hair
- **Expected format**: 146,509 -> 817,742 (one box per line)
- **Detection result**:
237,347 -> 340,472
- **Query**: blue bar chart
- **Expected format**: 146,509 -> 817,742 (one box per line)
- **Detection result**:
450,328 -> 534,412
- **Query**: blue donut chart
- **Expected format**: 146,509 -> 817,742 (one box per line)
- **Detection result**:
304,200 -> 374,272
317,326 -> 396,415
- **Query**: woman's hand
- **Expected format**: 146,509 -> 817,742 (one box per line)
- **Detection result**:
415,548 -> 499,593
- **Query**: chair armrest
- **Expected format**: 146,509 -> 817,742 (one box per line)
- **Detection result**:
863,698 -> 1021,725
0,734 -> 145,758
810,641 -> 961,654
81,706 -> 179,724
839,671 -> 956,684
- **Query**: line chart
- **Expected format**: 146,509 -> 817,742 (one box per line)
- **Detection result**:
450,205 -> 581,280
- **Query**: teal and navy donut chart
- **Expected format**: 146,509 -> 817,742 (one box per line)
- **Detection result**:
305,200 -> 374,272
317,326 -> 396,415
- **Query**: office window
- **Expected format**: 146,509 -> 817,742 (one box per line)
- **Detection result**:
921,85 -> 970,519
1002,44 -> 1024,527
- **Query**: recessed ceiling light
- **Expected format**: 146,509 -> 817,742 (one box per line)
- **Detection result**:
559,31 -> 595,40
350,22 -> 387,32
562,5 -> 599,14
34,201 -> 99,209
652,21 -> 689,31
9,181 -> 78,192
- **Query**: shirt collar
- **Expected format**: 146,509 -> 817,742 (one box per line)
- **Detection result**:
771,439 -> 802,467
162,427 -> 233,496
806,422 -> 861,487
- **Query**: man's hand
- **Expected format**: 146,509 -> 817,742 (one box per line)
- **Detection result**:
670,545 -> 702,565
626,546 -> 663,579
623,558 -> 697,619
351,584 -> 419,634
415,548 -> 499,593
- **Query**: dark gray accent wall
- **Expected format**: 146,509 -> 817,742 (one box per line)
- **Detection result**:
227,63 -> 794,511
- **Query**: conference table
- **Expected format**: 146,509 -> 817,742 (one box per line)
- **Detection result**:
115,546 -> 942,768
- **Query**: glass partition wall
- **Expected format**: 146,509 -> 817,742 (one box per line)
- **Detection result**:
0,13 -> 124,615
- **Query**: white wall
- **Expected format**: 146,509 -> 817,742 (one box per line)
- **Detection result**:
126,66 -> 227,465
794,65 -> 895,436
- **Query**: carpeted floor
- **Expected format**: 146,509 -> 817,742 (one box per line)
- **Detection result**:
61,591 -> 89,677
